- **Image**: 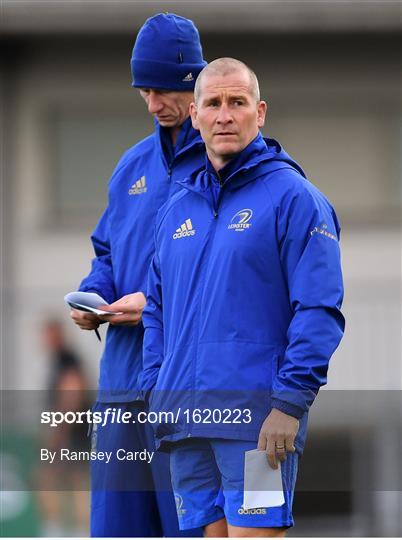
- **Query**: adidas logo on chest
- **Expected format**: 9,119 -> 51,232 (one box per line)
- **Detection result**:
128,176 -> 147,195
173,219 -> 196,239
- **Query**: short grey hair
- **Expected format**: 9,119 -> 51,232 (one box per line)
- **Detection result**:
194,57 -> 261,103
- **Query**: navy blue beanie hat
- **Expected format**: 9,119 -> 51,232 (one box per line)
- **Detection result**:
131,13 -> 207,91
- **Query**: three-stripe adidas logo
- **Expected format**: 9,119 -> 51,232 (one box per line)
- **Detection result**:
173,219 -> 196,239
182,72 -> 194,82
128,176 -> 147,195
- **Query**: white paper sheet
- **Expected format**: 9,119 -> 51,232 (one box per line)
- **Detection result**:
243,449 -> 285,510
64,291 -> 121,315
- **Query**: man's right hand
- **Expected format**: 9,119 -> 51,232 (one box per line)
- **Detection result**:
70,309 -> 100,331
97,292 -> 146,326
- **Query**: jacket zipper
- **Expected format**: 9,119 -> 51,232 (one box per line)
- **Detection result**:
188,177 -> 225,437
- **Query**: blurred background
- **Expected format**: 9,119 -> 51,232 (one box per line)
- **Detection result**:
1,0 -> 401,536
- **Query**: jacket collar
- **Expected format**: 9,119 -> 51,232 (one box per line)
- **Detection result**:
178,133 -> 280,194
155,117 -> 204,167
205,133 -> 268,186
176,133 -> 306,204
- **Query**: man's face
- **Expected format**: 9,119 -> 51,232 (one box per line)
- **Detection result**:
190,69 -> 267,165
139,89 -> 193,128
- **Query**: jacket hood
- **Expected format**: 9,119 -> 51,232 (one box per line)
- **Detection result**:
177,133 -> 306,194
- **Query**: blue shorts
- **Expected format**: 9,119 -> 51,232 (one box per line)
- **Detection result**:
90,401 -> 201,537
170,438 -> 298,531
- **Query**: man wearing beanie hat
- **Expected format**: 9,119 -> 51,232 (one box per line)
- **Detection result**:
70,13 -> 205,538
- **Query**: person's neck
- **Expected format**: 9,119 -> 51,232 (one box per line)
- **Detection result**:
208,153 -> 235,172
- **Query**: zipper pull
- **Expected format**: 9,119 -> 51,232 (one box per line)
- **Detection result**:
213,211 -> 218,218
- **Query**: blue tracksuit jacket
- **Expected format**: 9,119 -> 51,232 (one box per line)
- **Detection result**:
141,134 -> 345,452
79,118 -> 205,402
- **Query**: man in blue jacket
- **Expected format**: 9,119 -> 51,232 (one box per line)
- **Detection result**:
70,13 -> 206,537
141,58 -> 345,536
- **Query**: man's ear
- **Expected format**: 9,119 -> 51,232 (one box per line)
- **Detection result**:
257,101 -> 268,129
189,102 -> 199,130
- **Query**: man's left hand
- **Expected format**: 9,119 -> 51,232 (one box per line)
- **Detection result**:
257,408 -> 299,469
98,292 -> 146,326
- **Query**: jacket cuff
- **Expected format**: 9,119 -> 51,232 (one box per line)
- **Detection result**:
271,398 -> 305,420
